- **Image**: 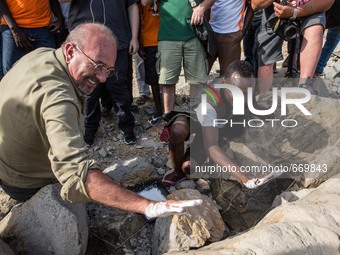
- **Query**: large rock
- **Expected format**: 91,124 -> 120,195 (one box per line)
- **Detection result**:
152,189 -> 227,255
86,201 -> 146,253
227,94 -> 340,187
103,157 -> 159,187
210,94 -> 340,230
210,178 -> 294,231
165,174 -> 340,255
0,184 -> 88,255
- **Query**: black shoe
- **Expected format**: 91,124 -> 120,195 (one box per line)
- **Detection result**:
101,107 -> 111,117
130,104 -> 139,112
84,136 -> 95,147
123,133 -> 136,145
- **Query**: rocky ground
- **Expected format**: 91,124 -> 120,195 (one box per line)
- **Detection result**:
0,46 -> 338,255
84,47 -> 340,254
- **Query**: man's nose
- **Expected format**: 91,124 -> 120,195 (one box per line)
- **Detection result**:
95,72 -> 109,83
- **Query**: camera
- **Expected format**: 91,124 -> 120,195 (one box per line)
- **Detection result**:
266,0 -> 300,41
283,21 -> 299,40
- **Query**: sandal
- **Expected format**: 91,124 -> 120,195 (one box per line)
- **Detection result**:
161,170 -> 187,186
135,95 -> 149,106
148,115 -> 163,125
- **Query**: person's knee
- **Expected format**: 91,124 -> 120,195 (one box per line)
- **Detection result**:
170,123 -> 189,142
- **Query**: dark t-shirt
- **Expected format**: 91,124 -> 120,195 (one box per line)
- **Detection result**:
68,0 -> 137,50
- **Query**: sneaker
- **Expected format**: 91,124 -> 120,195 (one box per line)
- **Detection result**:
123,133 -> 136,145
84,136 -> 95,147
101,106 -> 111,117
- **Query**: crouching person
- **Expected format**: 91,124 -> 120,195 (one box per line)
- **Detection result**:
0,23 -> 201,218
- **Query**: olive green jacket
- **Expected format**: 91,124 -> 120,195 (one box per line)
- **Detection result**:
0,47 -> 100,203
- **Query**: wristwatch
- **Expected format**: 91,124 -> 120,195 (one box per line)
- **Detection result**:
189,0 -> 197,8
289,6 -> 298,20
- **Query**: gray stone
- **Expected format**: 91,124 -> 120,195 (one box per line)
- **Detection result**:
151,156 -> 168,168
141,139 -> 162,149
103,157 -> 159,187
98,147 -> 109,157
271,188 -> 315,207
165,174 -> 340,255
143,106 -> 154,115
0,189 -> 19,221
86,201 -> 149,255
152,189 -> 227,255
210,178 -> 294,231
195,179 -> 210,195
179,180 -> 196,190
143,122 -> 153,130
156,168 -> 166,175
0,184 -> 88,255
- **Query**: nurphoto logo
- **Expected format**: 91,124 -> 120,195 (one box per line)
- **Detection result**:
200,84 -> 312,128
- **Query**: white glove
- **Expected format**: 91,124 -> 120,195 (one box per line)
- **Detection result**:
144,199 -> 203,219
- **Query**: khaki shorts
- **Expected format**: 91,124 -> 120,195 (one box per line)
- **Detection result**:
157,38 -> 209,85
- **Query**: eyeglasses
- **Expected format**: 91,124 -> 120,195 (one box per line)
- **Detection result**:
75,45 -> 115,77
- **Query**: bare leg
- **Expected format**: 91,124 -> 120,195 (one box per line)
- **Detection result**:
257,64 -> 274,94
165,119 -> 189,181
163,84 -> 176,113
299,25 -> 323,84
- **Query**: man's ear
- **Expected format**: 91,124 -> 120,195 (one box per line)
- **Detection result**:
64,43 -> 76,64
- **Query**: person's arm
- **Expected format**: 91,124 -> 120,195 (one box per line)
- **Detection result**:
85,170 -> 152,213
272,0 -> 335,19
242,0 -> 255,36
49,0 -> 65,34
0,0 -> 34,51
43,97 -> 200,218
201,126 -> 250,184
251,0 -> 274,11
191,0 -> 216,25
84,169 -> 202,217
128,3 -> 140,54
140,0 -> 153,6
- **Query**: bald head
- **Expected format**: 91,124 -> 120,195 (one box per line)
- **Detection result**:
63,23 -> 117,49
62,23 -> 118,94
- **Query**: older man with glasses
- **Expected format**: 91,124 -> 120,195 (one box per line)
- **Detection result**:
0,23 -> 201,217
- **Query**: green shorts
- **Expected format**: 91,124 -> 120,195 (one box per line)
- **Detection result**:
157,38 -> 209,85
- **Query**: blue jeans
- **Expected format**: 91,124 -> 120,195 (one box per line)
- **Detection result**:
316,26 -> 340,74
134,53 -> 151,97
1,25 -> 56,74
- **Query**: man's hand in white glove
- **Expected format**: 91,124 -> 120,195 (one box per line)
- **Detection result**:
144,199 -> 203,219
